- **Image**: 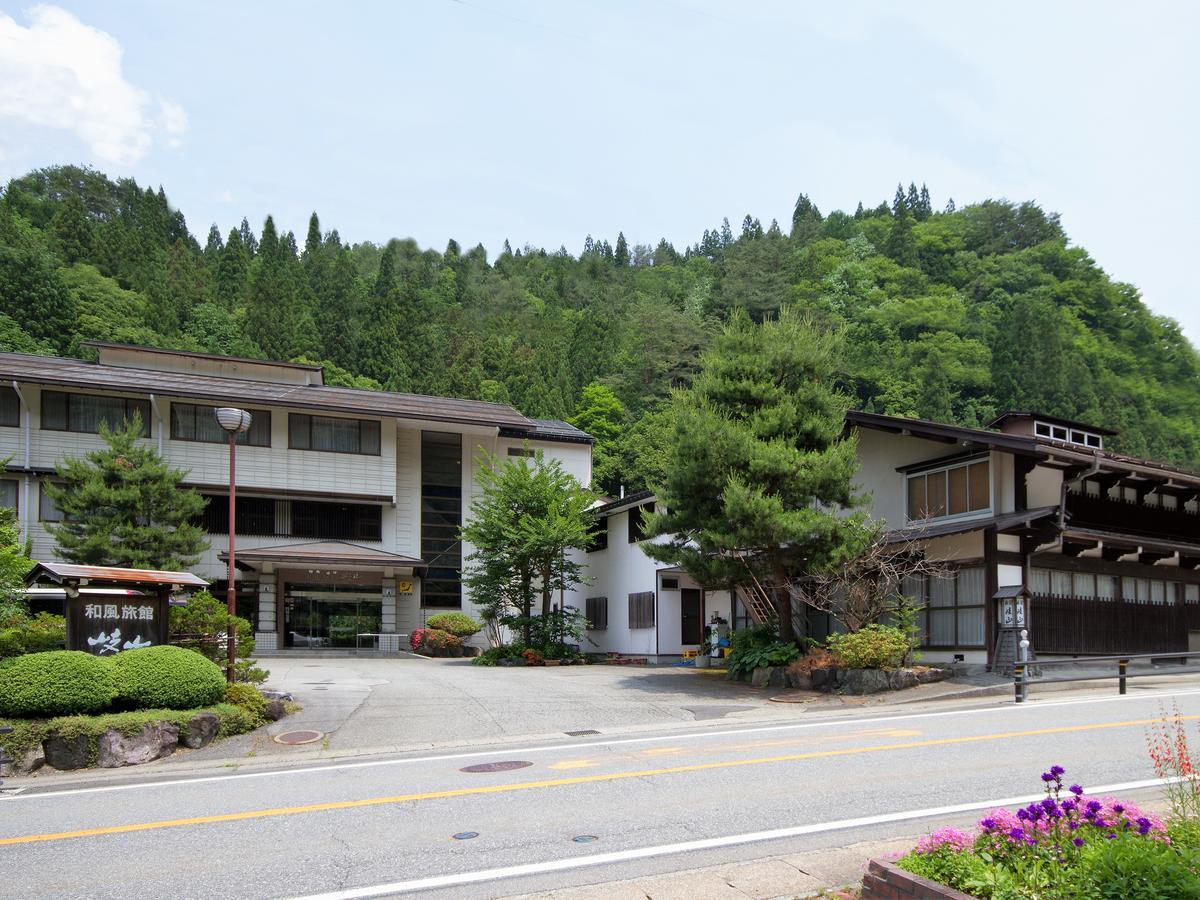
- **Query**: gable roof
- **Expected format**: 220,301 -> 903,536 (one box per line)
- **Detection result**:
0,350 -> 533,430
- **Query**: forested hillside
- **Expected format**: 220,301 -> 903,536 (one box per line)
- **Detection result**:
1,165 -> 1197,495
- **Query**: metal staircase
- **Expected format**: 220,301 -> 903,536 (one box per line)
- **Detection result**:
736,564 -> 777,626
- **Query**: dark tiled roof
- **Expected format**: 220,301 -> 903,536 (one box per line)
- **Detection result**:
499,418 -> 594,444
0,351 -> 533,430
593,489 -> 655,516
883,506 -> 1060,543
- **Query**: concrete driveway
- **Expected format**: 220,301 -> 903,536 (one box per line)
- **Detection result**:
168,655 -> 805,766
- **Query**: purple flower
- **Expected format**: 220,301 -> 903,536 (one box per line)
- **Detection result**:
1139,824 -> 1152,835
1017,808 -> 1031,821
1062,800 -> 1076,812
1042,798 -> 1058,812
1086,800 -> 1103,813
1136,817 -> 1151,828
1107,833 -> 1117,840
1073,837 -> 1085,847
1113,804 -> 1126,814
1069,784 -> 1084,796
1042,772 -> 1055,782
980,818 -> 997,830
1051,765 -> 1065,776
1009,827 -> 1026,841
1068,821 -> 1080,831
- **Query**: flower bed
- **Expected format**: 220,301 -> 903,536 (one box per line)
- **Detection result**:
868,766 -> 1200,898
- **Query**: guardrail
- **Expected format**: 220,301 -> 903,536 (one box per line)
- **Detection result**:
1014,651 -> 1200,702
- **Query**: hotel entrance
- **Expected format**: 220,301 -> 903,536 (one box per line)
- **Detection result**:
283,584 -> 382,648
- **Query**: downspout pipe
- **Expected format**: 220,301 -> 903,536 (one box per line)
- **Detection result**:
148,393 -> 163,454
11,381 -> 30,540
1058,451 -> 1104,532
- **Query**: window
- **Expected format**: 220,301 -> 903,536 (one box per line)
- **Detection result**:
289,413 -> 381,455
661,577 -> 679,590
0,387 -> 18,427
199,495 -> 383,541
171,403 -> 271,446
39,482 -> 64,522
628,503 -> 652,542
1034,421 -> 1103,449
506,447 -> 535,458
628,591 -> 655,628
907,567 -> 986,648
42,391 -> 150,437
421,431 -> 462,608
907,460 -> 990,521
585,596 -> 608,630
0,479 -> 17,510
589,515 -> 608,552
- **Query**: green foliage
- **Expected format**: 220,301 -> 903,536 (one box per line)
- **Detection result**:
472,644 -> 527,666
462,449 -> 595,646
647,308 -> 864,642
111,646 -> 226,711
0,610 -> 66,657
726,624 -> 801,679
0,650 -> 117,716
46,417 -> 209,569
424,612 -> 483,638
224,682 -> 267,720
897,847 -> 992,894
169,589 -> 255,659
825,624 -> 910,669
1071,835 -> 1200,899
416,628 -> 461,655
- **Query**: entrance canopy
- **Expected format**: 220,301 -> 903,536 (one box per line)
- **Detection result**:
26,562 -> 208,590
220,540 -> 426,573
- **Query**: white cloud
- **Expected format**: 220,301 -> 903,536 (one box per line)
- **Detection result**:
0,5 -> 187,165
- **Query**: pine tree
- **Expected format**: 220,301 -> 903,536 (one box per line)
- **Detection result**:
906,182 -> 920,215
0,245 -> 77,353
945,198 -> 956,213
918,184 -> 932,221
854,201 -> 865,220
646,309 -> 864,642
203,224 -> 224,265
892,184 -> 907,216
614,232 -> 629,267
45,417 -> 208,569
720,217 -> 734,248
582,234 -> 594,256
791,193 -> 823,245
373,242 -> 396,298
50,192 -> 94,264
885,193 -> 919,267
304,212 -> 321,258
444,238 -> 460,259
238,217 -> 258,256
212,227 -> 248,308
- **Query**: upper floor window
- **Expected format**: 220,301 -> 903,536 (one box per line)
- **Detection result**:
506,447 -> 535,458
1034,421 -> 1103,449
907,459 -> 990,521
0,479 -> 17,510
589,515 -> 609,552
39,481 -> 65,522
628,503 -> 652,542
288,413 -> 380,455
42,391 -> 150,437
0,387 -> 19,427
171,403 -> 271,447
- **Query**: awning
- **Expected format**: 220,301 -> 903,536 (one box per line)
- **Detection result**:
26,562 -> 208,588
883,506 -> 1060,544
219,540 -> 426,571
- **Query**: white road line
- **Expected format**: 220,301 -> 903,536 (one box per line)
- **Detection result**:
289,776 -> 1177,899
9,687 -> 1200,801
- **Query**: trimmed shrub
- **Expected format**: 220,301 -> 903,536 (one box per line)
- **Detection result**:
424,612 -> 482,638
0,612 -> 66,658
0,650 -> 117,717
224,682 -> 267,720
825,624 -> 909,669
418,629 -> 462,656
112,646 -> 226,711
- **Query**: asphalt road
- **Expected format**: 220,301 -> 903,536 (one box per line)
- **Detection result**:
2,687 -> 1196,899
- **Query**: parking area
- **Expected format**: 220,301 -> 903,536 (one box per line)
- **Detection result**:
167,655 -> 803,765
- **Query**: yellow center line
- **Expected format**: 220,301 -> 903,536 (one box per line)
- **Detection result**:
3,714 -> 1192,847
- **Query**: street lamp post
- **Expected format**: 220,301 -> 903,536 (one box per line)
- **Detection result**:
215,407 -> 252,683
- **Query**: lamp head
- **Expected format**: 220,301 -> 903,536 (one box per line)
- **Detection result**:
214,407 -> 252,435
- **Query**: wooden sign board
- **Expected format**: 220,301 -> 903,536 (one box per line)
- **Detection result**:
67,593 -> 170,656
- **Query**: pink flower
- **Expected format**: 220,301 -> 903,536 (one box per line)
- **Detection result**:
914,827 -> 974,854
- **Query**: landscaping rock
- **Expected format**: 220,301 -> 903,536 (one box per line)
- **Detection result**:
786,670 -> 812,690
15,744 -> 45,775
43,733 -> 93,770
810,667 -> 836,691
840,668 -> 892,695
261,690 -> 294,702
96,722 -> 179,768
751,666 -> 770,688
182,713 -> 220,748
916,667 -> 951,684
888,669 -> 920,691
263,700 -> 287,721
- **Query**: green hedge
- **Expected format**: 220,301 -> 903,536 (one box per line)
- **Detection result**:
113,646 -> 226,710
825,624 -> 910,669
425,612 -> 482,638
224,682 -> 267,719
0,650 -> 117,717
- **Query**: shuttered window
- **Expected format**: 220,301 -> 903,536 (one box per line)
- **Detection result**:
628,591 -> 655,629
585,597 -> 608,630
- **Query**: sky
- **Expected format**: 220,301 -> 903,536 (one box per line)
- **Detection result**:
0,1 -> 1197,338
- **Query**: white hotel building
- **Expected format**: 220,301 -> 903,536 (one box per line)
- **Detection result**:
0,343 -> 591,651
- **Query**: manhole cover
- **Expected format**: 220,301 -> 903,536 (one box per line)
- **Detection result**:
564,729 -> 600,736
572,835 -> 599,843
452,831 -> 479,840
460,760 -> 533,773
273,730 -> 324,745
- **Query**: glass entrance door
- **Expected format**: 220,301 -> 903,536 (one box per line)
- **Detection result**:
284,587 -> 382,648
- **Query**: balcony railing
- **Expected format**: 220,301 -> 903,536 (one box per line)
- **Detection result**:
1066,490 -> 1200,543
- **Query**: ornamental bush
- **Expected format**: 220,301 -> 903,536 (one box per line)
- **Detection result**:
424,612 -> 482,638
224,682 -> 267,720
825,624 -> 909,669
112,646 -> 226,711
0,650 -> 118,717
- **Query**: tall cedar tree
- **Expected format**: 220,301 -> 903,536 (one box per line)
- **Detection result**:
45,417 -> 209,569
461,449 -> 595,646
646,309 -> 864,642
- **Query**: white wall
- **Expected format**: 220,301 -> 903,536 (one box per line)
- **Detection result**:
580,503 -> 661,656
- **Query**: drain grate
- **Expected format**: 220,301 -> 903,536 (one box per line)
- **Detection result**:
564,729 -> 600,736
273,730 -> 324,745
460,760 -> 533,773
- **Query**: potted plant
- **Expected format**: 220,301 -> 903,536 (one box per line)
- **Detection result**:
695,636 -> 712,668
